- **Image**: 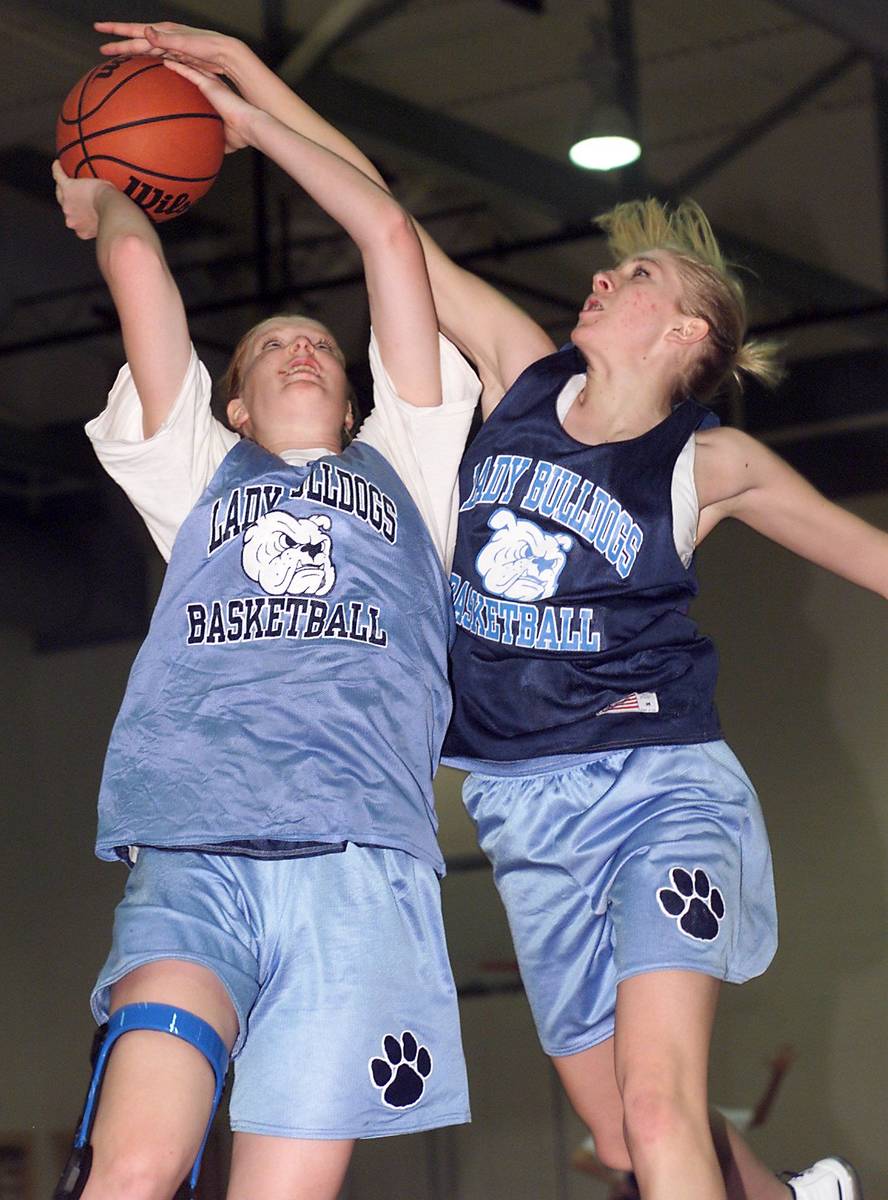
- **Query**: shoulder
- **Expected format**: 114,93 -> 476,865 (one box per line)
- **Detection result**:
477,328 -> 558,420
694,425 -> 764,506
694,425 -> 799,544
86,346 -> 214,450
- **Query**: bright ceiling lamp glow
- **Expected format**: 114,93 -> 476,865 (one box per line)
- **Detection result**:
568,103 -> 641,171
569,134 -> 641,170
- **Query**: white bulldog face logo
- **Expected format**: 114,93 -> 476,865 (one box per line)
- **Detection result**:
242,511 -> 335,596
476,509 -> 573,601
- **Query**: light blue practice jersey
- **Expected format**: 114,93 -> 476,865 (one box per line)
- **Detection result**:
96,438 -> 454,873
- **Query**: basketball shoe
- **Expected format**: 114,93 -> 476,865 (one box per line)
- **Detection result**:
782,1156 -> 862,1199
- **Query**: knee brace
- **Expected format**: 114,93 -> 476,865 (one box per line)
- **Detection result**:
53,1002 -> 229,1200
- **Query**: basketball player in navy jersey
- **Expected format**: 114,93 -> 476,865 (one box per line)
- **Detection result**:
51,62 -> 477,1200
92,21 -> 885,1200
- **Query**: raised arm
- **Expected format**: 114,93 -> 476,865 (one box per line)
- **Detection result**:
695,425 -> 888,598
52,160 -> 191,437
95,21 -> 556,413
166,60 -> 444,408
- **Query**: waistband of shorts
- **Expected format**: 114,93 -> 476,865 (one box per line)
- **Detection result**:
446,737 -> 727,779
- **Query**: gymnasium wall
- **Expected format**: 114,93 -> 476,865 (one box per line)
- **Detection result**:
1,491 -> 886,1199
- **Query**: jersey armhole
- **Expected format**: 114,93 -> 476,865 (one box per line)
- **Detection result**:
672,433 -> 699,568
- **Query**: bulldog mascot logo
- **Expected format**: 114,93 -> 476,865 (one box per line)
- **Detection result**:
242,511 -> 335,596
476,508 -> 573,602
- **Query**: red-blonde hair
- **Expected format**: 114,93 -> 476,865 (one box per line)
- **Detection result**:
595,198 -> 784,402
221,312 -> 357,443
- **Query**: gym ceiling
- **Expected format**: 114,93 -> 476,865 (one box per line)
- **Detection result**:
1,0 -> 887,648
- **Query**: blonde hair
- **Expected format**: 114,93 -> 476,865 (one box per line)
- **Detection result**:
221,312 -> 357,444
595,198 -> 784,402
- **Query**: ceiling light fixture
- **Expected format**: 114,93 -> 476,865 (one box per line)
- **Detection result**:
569,5 -> 641,173
569,102 -> 641,172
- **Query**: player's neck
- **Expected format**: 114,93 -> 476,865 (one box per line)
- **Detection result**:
254,429 -> 343,457
565,365 -> 672,444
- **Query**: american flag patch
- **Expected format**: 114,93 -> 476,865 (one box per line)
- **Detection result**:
595,692 -> 659,716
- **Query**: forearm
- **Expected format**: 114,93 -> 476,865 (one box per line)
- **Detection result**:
95,190 -> 190,437
742,490 -> 888,599
699,429 -> 888,599
222,40 -> 389,189
244,108 -> 409,252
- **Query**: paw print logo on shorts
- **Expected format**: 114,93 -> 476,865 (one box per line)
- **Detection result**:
656,867 -> 725,942
369,1031 -> 433,1108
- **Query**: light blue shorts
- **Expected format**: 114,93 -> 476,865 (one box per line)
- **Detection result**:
463,741 -> 777,1057
92,845 -> 470,1139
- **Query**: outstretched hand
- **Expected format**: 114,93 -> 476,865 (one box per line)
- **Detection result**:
161,60 -> 254,153
51,160 -> 115,239
94,20 -> 240,77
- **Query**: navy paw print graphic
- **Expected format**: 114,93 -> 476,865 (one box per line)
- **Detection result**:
657,867 -> 725,941
369,1031 -> 433,1108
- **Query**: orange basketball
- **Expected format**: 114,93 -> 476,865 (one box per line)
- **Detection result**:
56,56 -> 225,222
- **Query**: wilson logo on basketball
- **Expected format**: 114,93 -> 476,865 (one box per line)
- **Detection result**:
123,175 -> 191,219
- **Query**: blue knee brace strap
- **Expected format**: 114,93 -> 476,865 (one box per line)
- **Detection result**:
75,1002 -> 229,1193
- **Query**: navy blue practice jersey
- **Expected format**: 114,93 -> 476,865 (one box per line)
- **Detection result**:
445,344 -> 722,768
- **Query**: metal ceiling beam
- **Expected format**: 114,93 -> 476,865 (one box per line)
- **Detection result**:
12,0 -> 881,308
875,65 -> 888,289
298,65 -> 880,308
253,0 -> 408,297
251,0 -> 289,299
14,0 -> 254,50
499,0 -> 544,12
0,220 -> 600,358
278,0 -> 408,80
672,48 -> 860,194
27,0 -> 405,74
299,67 -> 615,223
610,0 -> 638,125
18,202 -> 485,308
608,0 -> 643,193
9,224 -> 888,362
775,0 -> 888,65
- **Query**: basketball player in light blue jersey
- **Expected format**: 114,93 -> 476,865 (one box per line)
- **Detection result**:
94,20 -> 887,1200
51,58 -> 478,1200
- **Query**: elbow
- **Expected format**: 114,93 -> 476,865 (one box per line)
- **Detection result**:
376,206 -> 422,257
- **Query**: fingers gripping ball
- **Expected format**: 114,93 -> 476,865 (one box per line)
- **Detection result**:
56,56 -> 224,222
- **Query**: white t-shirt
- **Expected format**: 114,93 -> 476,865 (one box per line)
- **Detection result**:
86,331 -> 479,569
